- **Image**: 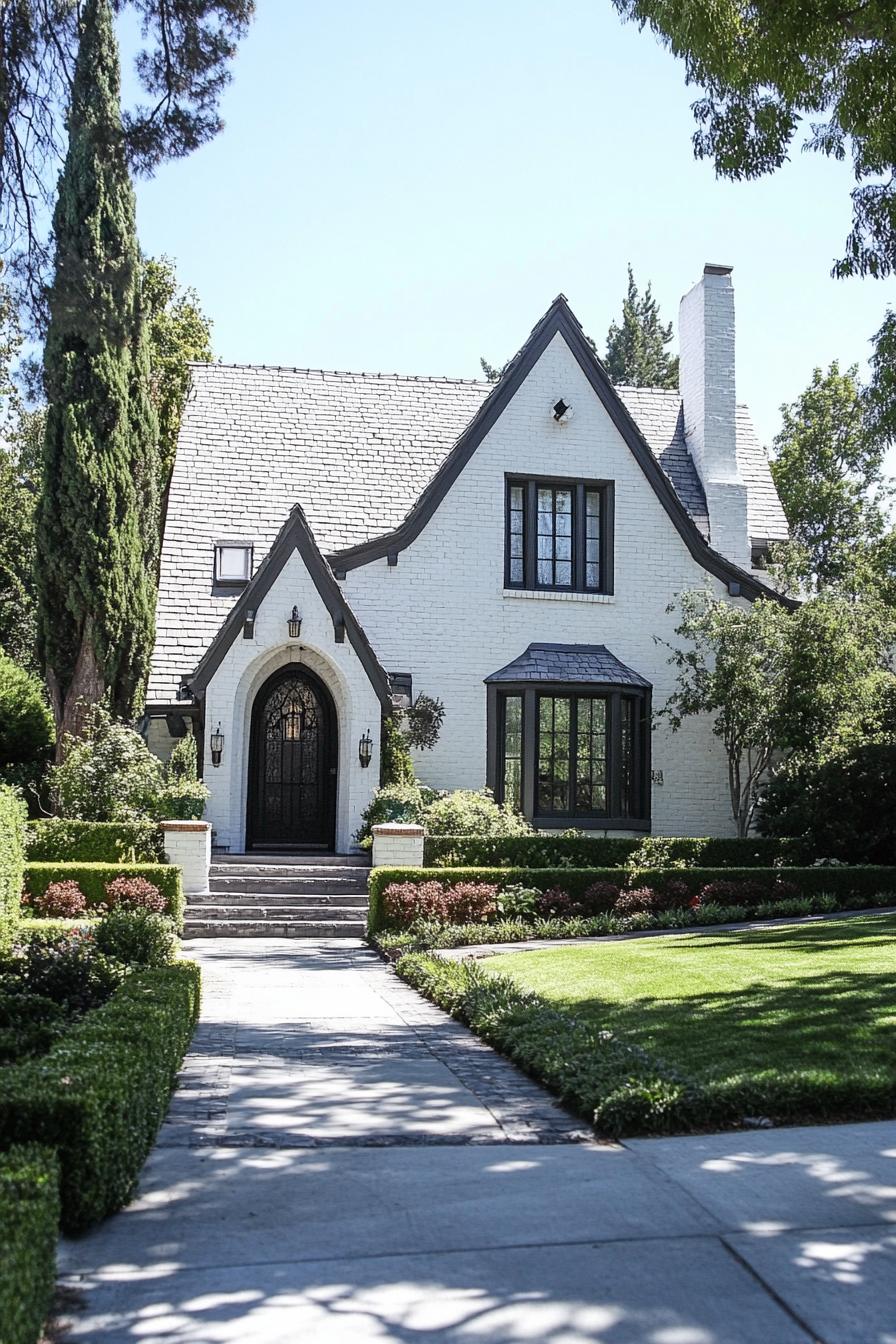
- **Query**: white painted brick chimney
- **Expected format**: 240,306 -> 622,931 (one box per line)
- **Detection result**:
679,264 -> 750,569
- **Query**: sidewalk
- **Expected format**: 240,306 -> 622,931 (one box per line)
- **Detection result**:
55,938 -> 896,1343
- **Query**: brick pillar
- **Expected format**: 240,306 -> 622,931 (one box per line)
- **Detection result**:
160,821 -> 212,896
371,823 -> 425,869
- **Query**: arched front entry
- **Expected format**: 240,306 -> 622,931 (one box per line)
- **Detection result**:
246,664 -> 337,851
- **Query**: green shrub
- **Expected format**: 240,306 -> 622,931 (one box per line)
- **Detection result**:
152,778 -> 208,820
368,865 -> 896,933
13,918 -> 94,947
94,909 -> 178,968
23,863 -> 184,929
0,961 -> 201,1232
0,1145 -> 59,1344
422,833 -> 811,868
423,789 -> 531,838
6,928 -> 123,1015
380,714 -> 415,786
0,784 -> 26,954
759,743 -> 896,864
0,651 -> 54,769
26,818 -> 163,863
49,704 -> 163,822
356,782 -> 425,849
0,993 -> 65,1065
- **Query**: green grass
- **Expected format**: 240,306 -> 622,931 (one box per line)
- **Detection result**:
488,914 -> 896,1090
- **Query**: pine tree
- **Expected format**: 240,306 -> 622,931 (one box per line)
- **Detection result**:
36,0 -> 159,747
604,265 -> 679,389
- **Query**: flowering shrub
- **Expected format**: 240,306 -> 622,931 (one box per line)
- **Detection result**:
579,880 -> 622,914
103,875 -> 166,914
26,879 -> 87,918
7,929 -> 123,1014
534,886 -> 577,918
696,878 -> 799,907
382,880 -> 498,928
613,886 -> 660,916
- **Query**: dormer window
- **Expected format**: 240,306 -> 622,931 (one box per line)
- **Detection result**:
214,543 -> 253,586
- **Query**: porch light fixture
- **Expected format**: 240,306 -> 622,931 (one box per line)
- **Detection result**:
287,606 -> 302,639
210,723 -> 225,768
358,729 -> 373,769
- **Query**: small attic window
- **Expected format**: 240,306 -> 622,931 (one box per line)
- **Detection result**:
214,543 -> 253,585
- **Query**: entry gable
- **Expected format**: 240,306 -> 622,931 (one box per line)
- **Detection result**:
327,296 -> 792,607
189,503 -> 392,707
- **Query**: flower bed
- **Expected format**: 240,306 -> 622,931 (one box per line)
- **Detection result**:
0,1144 -> 59,1344
0,961 -> 201,1232
23,862 -> 184,929
368,864 -> 896,935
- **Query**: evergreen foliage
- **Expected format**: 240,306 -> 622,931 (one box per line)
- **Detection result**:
769,363 -> 896,598
611,0 -> 896,436
143,256 -> 213,491
0,649 -> 53,768
36,0 -> 160,740
604,265 -> 678,388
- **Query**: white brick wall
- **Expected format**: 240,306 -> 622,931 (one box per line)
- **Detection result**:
203,550 -> 382,853
342,330 -> 745,838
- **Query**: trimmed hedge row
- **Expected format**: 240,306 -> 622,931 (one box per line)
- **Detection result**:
0,961 -> 201,1233
397,951 -> 896,1137
23,863 -> 184,929
368,865 -> 896,933
26,819 -> 163,864
0,1144 -> 59,1344
0,785 -> 26,954
422,834 -> 811,869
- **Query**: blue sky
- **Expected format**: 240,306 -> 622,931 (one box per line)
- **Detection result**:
124,0 -> 894,462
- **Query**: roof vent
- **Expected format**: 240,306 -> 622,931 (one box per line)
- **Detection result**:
552,398 -> 572,424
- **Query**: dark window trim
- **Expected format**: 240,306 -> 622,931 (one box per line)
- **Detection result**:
388,671 -> 413,708
504,475 -> 614,595
487,680 -> 650,831
213,541 -> 254,588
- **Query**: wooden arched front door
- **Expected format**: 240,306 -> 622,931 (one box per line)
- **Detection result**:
247,666 -> 337,851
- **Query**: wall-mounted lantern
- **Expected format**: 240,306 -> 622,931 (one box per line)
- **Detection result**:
210,723 -> 225,768
287,606 -> 302,639
358,729 -> 373,769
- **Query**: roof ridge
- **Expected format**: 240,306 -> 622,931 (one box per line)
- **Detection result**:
187,360 -> 491,387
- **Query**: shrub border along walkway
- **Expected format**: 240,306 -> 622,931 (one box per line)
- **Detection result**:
395,910 -> 896,1140
0,1144 -> 59,1344
0,961 -> 201,1233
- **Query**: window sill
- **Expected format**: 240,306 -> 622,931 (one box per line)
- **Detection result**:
503,588 -> 615,604
533,816 -> 650,832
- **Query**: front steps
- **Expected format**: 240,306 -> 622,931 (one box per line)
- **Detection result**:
183,854 -> 370,939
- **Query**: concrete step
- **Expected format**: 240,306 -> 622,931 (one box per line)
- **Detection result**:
186,903 -> 367,921
193,892 -> 368,910
211,853 -> 369,868
183,918 -> 367,939
209,872 -> 369,896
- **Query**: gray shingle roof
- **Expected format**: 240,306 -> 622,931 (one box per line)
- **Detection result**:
485,643 -> 652,687
149,361 -> 787,702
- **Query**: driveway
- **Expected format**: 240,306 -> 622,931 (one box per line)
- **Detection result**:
57,939 -> 896,1343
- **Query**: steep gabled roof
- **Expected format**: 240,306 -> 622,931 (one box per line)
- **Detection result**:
326,296 -> 788,609
187,503 -> 392,708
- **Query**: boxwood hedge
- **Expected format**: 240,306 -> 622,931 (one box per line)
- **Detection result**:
26,819 -> 163,864
24,862 -> 184,929
0,961 -> 201,1233
369,865 -> 896,933
422,834 -> 813,869
0,785 -> 26,954
0,1144 -> 59,1344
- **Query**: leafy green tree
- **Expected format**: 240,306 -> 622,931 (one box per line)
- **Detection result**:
770,363 -> 896,596
604,265 -> 679,388
0,648 -> 53,767
35,0 -> 159,745
49,702 -> 163,821
0,272 -> 42,668
660,589 -> 894,836
143,256 -> 214,492
1,0 -> 254,316
611,1 -> 896,432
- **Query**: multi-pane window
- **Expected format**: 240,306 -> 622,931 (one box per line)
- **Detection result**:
492,686 -> 647,826
505,478 -> 610,593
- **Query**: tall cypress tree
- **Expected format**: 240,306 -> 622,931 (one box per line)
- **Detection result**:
36,0 -> 159,747
605,265 -> 679,389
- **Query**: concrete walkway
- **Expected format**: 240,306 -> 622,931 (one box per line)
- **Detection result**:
56,939 -> 896,1343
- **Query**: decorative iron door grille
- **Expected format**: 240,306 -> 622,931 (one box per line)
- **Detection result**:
248,669 -> 336,849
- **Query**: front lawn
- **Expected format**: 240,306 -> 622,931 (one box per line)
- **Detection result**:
490,914 -> 896,1101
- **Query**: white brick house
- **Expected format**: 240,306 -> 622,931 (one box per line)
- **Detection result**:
146,264 -> 789,853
